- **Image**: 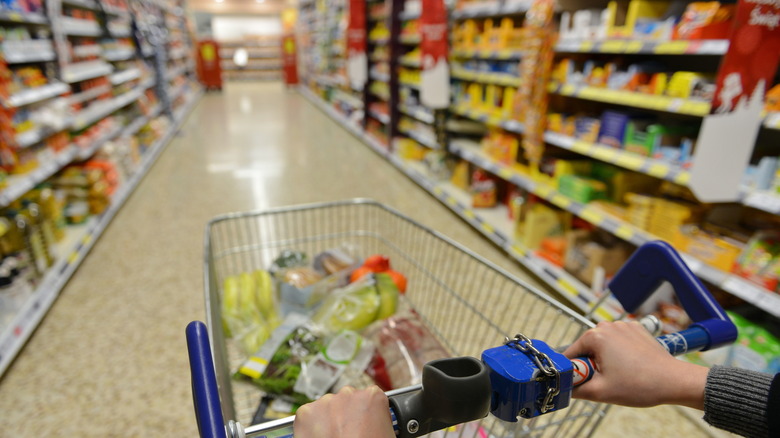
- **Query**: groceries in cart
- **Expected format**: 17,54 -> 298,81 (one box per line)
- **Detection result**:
222,245 -> 430,408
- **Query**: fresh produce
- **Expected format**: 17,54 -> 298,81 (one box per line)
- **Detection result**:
221,269 -> 280,355
349,254 -> 408,293
313,274 -> 399,332
252,324 -> 325,405
375,273 -> 399,320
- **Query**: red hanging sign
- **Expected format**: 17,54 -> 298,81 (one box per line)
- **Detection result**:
711,0 -> 780,113
420,0 -> 449,108
282,35 -> 299,86
347,0 -> 367,90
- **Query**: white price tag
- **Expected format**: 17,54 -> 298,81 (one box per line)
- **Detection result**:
746,192 -> 780,214
722,276 -> 760,303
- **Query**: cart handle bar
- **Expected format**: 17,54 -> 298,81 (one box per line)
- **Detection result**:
187,321 -> 714,438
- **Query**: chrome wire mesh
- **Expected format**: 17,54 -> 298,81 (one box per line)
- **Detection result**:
204,199 -> 606,437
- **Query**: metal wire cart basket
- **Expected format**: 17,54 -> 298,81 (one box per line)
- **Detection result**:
201,199 -> 604,437
192,198 -> 735,438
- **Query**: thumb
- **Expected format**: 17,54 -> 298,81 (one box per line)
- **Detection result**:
563,328 -> 601,360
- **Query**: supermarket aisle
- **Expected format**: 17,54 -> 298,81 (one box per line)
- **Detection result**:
0,83 -> 712,437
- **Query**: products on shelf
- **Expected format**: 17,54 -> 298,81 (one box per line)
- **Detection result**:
0,0 -> 43,14
369,21 -> 390,42
453,16 -> 526,51
564,228 -> 632,287
558,0 -> 734,42
547,110 -> 697,165
732,232 -> 780,292
551,58 -> 716,102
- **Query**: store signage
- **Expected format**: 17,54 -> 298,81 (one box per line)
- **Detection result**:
347,0 -> 367,90
689,0 -> 780,202
282,35 -> 299,85
420,0 -> 449,108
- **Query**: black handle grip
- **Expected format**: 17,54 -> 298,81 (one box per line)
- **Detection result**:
389,357 -> 491,438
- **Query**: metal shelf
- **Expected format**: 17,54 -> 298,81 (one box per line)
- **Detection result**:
555,39 -> 729,55
62,61 -> 113,83
369,109 -> 390,124
450,104 -> 525,134
451,1 -> 531,19
543,131 -> 690,185
3,82 -> 69,108
104,48 -> 135,62
70,86 -> 144,130
451,68 -> 521,87
451,48 -> 526,60
109,68 -> 142,85
61,16 -> 102,37
398,127 -> 438,149
399,103 -> 434,124
549,83 -> 711,117
2,40 -> 55,63
0,10 -> 48,25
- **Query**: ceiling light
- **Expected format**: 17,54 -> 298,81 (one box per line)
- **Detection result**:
256,0 -> 264,3
215,0 -> 223,3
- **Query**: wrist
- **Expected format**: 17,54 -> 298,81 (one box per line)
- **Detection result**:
663,359 -> 708,410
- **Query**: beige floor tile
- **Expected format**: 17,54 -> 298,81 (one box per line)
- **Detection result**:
0,82 -> 721,437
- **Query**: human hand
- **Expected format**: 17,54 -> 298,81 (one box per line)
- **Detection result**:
563,321 -> 708,409
293,386 -> 395,438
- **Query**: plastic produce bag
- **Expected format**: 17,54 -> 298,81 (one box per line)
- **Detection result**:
311,273 -> 399,333
221,270 -> 281,356
237,313 -> 375,405
362,311 -> 449,389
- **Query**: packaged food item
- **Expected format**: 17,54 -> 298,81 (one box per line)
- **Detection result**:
363,311 -> 450,389
732,231 -> 780,291
471,169 -> 497,208
238,313 -> 375,405
564,229 -> 632,287
272,247 -> 359,316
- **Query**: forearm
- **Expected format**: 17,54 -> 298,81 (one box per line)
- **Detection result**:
703,366 -> 774,438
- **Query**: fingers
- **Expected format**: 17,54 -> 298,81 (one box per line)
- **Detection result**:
563,324 -> 604,359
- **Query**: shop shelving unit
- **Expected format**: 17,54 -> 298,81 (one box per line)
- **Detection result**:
298,0 -> 780,328
0,0 -> 202,377
219,36 -> 282,81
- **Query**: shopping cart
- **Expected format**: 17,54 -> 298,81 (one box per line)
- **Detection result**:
187,199 -> 736,438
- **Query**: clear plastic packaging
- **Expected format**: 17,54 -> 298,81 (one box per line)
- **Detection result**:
362,310 -> 449,389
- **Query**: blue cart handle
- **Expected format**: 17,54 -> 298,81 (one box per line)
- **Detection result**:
186,321 -> 227,438
574,241 -> 739,386
607,241 -> 737,352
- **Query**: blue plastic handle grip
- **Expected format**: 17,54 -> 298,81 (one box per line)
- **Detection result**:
186,321 -> 226,438
607,241 -> 736,351
572,325 -> 713,386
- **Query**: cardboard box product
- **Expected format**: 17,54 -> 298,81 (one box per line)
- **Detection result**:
558,174 -> 609,203
678,226 -> 743,271
516,202 -> 570,250
564,229 -> 633,286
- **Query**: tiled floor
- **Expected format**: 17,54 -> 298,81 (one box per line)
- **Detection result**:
0,82 -> 720,436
